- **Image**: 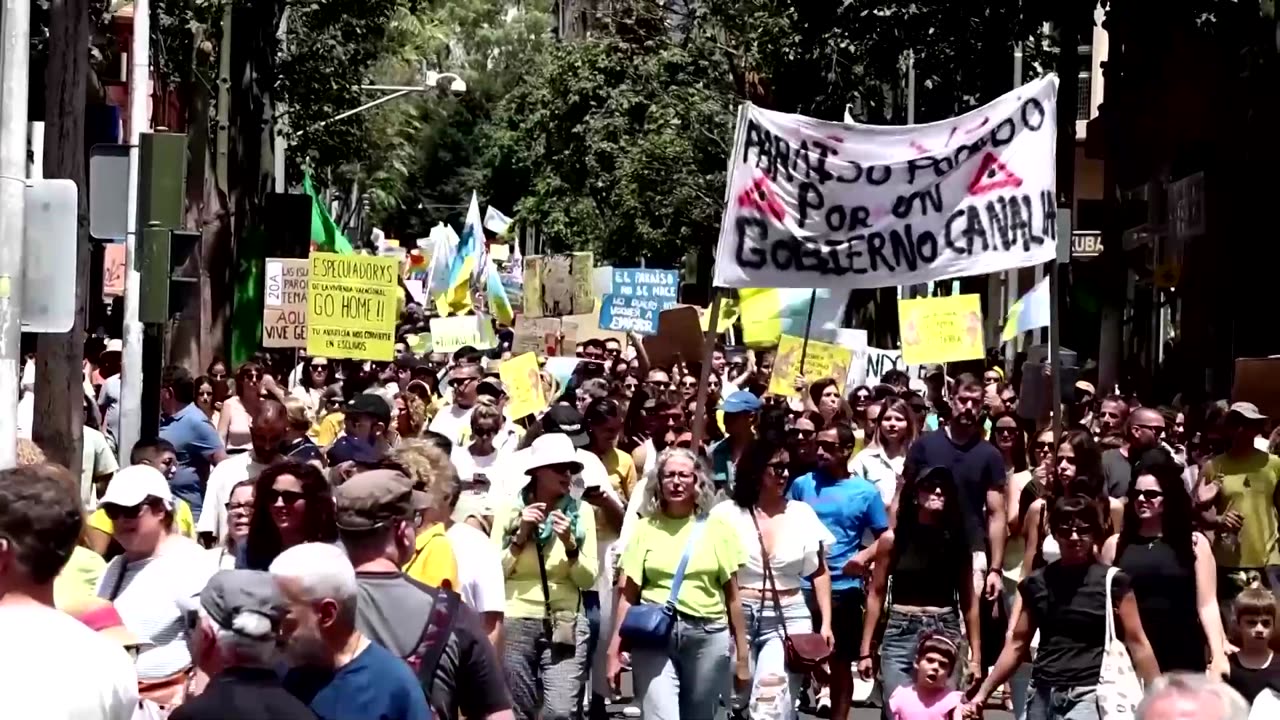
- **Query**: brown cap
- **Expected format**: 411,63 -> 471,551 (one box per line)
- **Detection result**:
334,469 -> 428,531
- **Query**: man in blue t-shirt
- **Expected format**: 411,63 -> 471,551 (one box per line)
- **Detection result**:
158,365 -> 227,519
789,423 -> 888,720
271,543 -> 431,720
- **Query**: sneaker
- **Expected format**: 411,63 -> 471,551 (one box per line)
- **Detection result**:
622,707 -> 641,718
815,686 -> 832,718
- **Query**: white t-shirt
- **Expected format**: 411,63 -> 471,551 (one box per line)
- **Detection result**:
450,446 -> 501,487
446,522 -> 506,615
428,404 -> 474,446
97,537 -> 216,681
709,499 -> 835,593
0,602 -> 139,720
197,453 -> 266,540
81,426 -> 119,511
849,446 -> 905,506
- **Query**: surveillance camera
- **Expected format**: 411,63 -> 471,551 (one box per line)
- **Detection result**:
449,77 -> 467,95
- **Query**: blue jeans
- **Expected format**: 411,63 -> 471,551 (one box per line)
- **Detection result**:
631,612 -> 732,720
878,608 -> 962,706
736,598 -> 813,720
1026,682 -> 1099,720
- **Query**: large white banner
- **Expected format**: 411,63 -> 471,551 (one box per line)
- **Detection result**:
713,75 -> 1060,289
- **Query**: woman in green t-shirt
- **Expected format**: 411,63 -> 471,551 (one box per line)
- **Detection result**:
606,448 -> 749,720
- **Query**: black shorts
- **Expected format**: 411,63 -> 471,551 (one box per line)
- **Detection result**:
804,586 -> 864,663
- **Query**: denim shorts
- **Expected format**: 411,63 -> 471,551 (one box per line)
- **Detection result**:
1026,682 -> 1099,720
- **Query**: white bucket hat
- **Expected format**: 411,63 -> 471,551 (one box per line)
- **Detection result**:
522,433 -> 584,477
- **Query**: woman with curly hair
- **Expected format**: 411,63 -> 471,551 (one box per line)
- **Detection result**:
394,391 -> 427,440
606,448 -> 749,720
242,461 -> 337,570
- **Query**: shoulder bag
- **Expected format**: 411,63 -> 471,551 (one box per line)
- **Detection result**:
750,511 -> 832,679
619,516 -> 706,650
1096,566 -> 1142,720
535,542 -> 580,648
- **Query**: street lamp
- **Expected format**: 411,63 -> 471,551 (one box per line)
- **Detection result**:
320,69 -> 467,127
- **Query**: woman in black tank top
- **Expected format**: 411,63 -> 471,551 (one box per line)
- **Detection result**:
1101,453 -> 1228,677
858,465 -> 980,711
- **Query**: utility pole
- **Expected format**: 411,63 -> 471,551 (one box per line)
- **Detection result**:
119,0 -> 152,462
0,0 -> 31,467
32,0 -> 90,476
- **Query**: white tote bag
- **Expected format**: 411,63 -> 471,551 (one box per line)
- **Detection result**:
1251,689 -> 1280,720
1096,567 -> 1143,720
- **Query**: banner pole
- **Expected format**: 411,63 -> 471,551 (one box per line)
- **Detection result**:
691,289 -> 723,451
1050,259 -> 1063,444
798,289 -> 817,374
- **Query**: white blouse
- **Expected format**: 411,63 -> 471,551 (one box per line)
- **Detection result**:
709,500 -> 835,593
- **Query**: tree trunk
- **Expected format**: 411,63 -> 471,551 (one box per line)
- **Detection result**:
33,0 -> 90,475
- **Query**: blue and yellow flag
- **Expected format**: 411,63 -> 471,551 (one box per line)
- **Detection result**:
437,192 -> 485,315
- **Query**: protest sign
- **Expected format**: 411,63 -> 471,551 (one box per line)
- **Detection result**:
768,335 -> 853,398
642,306 -> 705,369
306,253 -> 399,361
861,348 -> 923,386
500,352 -> 548,420
713,76 -> 1059,290
522,252 -> 595,318
599,268 -> 679,335
429,314 -> 498,354
898,294 -> 985,364
405,333 -> 431,355
512,317 -> 566,357
263,258 -> 309,348
565,308 -> 627,348
1232,357 -> 1280,420
103,243 -> 126,298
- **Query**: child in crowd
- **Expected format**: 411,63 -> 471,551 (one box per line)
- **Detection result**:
1227,587 -> 1280,705
888,633 -> 965,720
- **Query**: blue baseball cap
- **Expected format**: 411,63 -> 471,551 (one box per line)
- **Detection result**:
723,390 -> 762,414
326,436 -> 383,467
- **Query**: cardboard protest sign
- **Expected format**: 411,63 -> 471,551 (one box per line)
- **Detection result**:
599,268 -> 679,335
306,253 -> 400,361
405,333 -> 431,355
512,317 -> 566,357
522,252 -> 596,318
861,348 -> 923,386
898,294 -> 985,364
1232,357 -> 1280,420
103,243 -> 126,298
500,352 -> 548,419
263,258 -> 309,348
642,305 -> 706,369
714,76 -> 1059,290
565,308 -> 627,348
768,335 -> 853,398
429,314 -> 498,354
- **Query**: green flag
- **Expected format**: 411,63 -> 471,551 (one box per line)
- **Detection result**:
304,172 -> 355,254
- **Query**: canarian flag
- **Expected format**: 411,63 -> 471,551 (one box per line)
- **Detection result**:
426,223 -> 458,305
484,258 -> 514,326
738,288 -> 847,348
1002,275 -> 1051,343
438,192 -> 486,316
304,173 -> 354,255
484,206 -> 513,237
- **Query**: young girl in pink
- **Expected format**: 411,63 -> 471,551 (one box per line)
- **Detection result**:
888,633 -> 966,720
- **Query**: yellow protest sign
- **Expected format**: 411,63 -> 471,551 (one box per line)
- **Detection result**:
306,253 -> 400,361
768,335 -> 853,398
898,294 -> 985,365
500,352 -> 548,420
429,314 -> 498,354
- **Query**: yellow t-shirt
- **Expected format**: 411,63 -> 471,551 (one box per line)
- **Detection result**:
87,500 -> 197,540
621,512 -> 746,621
1208,451 -> 1280,568
402,523 -> 460,590
312,411 -> 345,448
54,545 -> 106,609
596,448 -> 638,542
491,500 -> 599,619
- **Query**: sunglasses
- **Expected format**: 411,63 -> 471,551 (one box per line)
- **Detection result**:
788,428 -> 815,440
310,364 -> 328,371
649,381 -> 671,389
262,488 -> 306,506
680,380 -> 697,388
449,376 -> 478,387
853,393 -> 871,401
1135,489 -> 1164,501
765,461 -> 790,476
543,463 -> 576,475
1052,524 -> 1095,538
816,440 -> 845,453
241,371 -> 262,381
103,501 -> 156,520
994,426 -> 1019,435
472,429 -> 498,439
1033,441 -> 1054,452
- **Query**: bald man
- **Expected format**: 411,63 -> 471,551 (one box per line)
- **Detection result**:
198,397 -> 288,545
1102,407 -> 1170,499
1137,673 -> 1250,720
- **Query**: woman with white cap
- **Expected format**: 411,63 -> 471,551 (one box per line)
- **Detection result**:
491,433 -> 598,720
95,464 -> 216,708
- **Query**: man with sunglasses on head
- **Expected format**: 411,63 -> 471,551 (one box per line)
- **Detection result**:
338,470 -> 512,720
429,363 -> 483,447
788,423 -> 889,720
198,398 -> 289,547
1102,407 -> 1170,500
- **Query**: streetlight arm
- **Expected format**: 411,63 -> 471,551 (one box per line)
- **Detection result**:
319,89 -> 414,128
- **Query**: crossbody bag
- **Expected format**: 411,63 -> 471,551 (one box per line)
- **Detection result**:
750,511 -> 832,679
618,516 -> 706,649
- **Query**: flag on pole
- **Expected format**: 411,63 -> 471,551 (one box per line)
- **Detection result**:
484,259 -> 514,325
1002,275 -> 1051,342
484,206 -> 513,237
303,173 -> 355,255
438,192 -> 485,315
738,288 -> 847,348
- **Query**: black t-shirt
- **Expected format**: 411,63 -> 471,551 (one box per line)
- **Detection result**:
354,571 -> 511,719
906,429 -> 1006,551
1228,653 -> 1280,703
171,667 -> 318,720
1019,562 -> 1131,688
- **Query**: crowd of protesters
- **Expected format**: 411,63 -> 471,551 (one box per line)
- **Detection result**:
3,324 -> 1280,720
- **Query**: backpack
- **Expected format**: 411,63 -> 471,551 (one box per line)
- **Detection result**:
404,586 -> 461,703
